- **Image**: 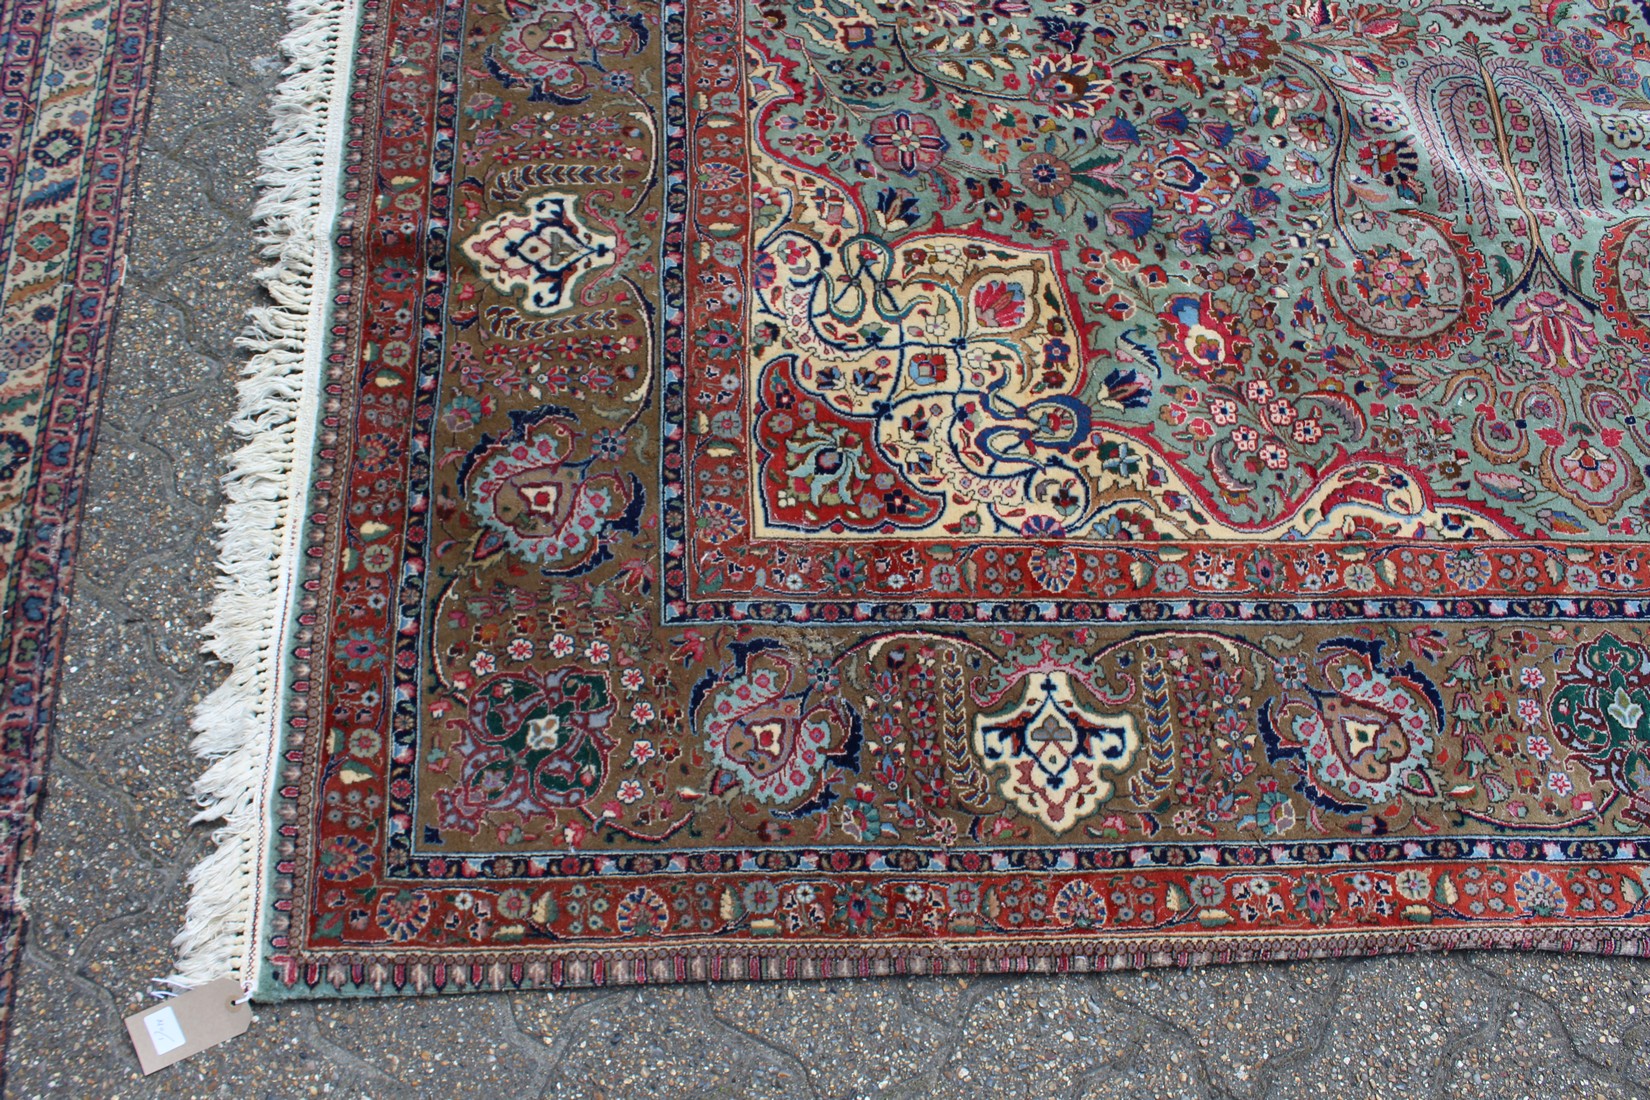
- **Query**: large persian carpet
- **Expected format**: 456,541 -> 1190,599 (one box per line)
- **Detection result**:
183,0 -> 1650,997
0,0 -> 163,1065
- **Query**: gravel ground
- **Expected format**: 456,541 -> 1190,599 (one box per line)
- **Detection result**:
6,1 -> 1650,1096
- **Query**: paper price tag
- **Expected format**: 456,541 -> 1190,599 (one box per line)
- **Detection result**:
124,979 -> 253,1074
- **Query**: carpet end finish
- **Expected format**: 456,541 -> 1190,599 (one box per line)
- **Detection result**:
174,0 -> 364,992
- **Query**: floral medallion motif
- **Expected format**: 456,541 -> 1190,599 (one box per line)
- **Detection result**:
1549,634 -> 1650,825
694,642 -> 855,806
461,191 -> 617,313
1263,639 -> 1444,810
459,408 -> 640,572
971,638 -> 1139,832
434,666 -> 618,835
863,111 -> 950,176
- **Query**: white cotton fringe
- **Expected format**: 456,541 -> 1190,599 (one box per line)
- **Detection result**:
169,0 -> 360,992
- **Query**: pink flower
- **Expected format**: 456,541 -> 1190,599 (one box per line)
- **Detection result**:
1558,440 -> 1619,494
863,111 -> 949,175
972,280 -> 1026,328
1025,54 -> 1114,118
1509,291 -> 1599,377
1292,417 -> 1323,444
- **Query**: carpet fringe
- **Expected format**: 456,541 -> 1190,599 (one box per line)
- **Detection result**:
170,0 -> 360,992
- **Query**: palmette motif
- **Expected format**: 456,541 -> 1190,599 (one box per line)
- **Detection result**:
273,0 -> 1650,990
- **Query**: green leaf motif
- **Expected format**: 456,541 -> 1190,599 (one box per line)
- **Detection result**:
1608,686 -> 1645,734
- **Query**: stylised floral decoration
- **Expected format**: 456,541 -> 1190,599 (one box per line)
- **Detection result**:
1262,639 -> 1444,810
971,637 -> 1139,832
1511,292 -> 1601,378
1596,218 -> 1650,349
1025,54 -> 1114,118
1350,244 -> 1430,310
434,666 -> 617,834
461,191 -> 617,314
1155,292 -> 1253,383
1549,634 -> 1650,824
459,408 -> 639,572
486,0 -> 648,102
1191,15 -> 1281,75
694,642 -> 856,806
1320,210 -> 1491,360
749,226 -> 1166,538
863,111 -> 949,176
